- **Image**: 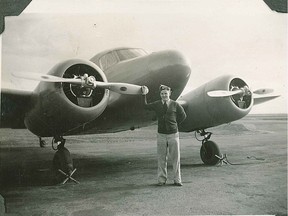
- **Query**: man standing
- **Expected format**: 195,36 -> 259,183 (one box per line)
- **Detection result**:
141,85 -> 186,186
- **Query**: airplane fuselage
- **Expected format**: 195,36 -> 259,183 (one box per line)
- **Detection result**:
72,49 -> 192,134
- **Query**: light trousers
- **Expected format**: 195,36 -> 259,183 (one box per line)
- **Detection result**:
157,132 -> 182,184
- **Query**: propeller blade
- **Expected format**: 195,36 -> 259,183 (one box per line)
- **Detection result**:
96,82 -> 144,95
12,72 -> 82,84
207,89 -> 243,97
253,95 -> 280,105
13,72 -> 145,95
253,88 -> 274,95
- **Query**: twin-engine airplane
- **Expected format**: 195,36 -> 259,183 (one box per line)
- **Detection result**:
1,47 -> 279,165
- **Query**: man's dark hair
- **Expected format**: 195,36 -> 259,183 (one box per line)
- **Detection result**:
159,85 -> 171,92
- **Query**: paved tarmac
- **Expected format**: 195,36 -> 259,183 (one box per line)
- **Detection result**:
0,114 -> 287,215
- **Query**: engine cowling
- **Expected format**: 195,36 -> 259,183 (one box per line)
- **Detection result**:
24,59 -> 110,137
179,75 -> 253,132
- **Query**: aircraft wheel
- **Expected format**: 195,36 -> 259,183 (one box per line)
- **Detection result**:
200,141 -> 220,165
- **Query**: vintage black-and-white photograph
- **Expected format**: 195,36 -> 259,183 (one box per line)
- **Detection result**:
0,0 -> 287,215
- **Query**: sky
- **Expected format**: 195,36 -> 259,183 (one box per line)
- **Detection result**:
0,0 -> 287,114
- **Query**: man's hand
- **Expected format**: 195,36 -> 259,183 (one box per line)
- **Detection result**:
141,86 -> 149,95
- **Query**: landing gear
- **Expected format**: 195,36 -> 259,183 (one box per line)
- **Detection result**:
200,141 -> 220,165
196,130 -> 221,166
39,137 -> 47,148
51,136 -> 75,184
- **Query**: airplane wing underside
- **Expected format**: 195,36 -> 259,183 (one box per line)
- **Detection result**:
64,93 -> 156,135
1,88 -> 33,128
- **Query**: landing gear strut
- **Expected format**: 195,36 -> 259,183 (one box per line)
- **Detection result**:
39,137 -> 47,148
196,130 -> 221,166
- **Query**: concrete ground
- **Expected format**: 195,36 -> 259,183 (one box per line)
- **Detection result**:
0,114 -> 287,215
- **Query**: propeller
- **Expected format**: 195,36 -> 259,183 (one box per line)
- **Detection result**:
13,72 -> 82,84
12,72 -> 147,95
207,86 -> 273,98
252,88 -> 274,95
207,89 -> 243,97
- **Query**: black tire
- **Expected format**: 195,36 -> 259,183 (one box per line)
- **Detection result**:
200,141 -> 220,165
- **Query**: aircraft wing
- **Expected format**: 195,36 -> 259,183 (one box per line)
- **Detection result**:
1,88 -> 33,97
1,88 -> 33,128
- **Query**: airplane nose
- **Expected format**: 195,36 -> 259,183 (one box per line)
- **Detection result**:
148,50 -> 191,74
147,50 -> 191,99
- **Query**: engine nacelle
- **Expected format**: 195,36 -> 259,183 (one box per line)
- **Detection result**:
179,75 -> 253,132
24,59 -> 110,137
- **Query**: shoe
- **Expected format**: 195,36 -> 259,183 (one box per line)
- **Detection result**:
157,182 -> 166,186
173,182 -> 183,186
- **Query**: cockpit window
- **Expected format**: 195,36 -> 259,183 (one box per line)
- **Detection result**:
99,51 -> 118,71
116,48 -> 148,61
98,48 -> 148,71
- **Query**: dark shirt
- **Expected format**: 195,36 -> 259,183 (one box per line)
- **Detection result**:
143,95 -> 186,134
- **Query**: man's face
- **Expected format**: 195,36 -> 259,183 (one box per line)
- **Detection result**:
160,89 -> 171,101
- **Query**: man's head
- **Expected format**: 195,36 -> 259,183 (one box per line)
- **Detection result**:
159,85 -> 171,101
